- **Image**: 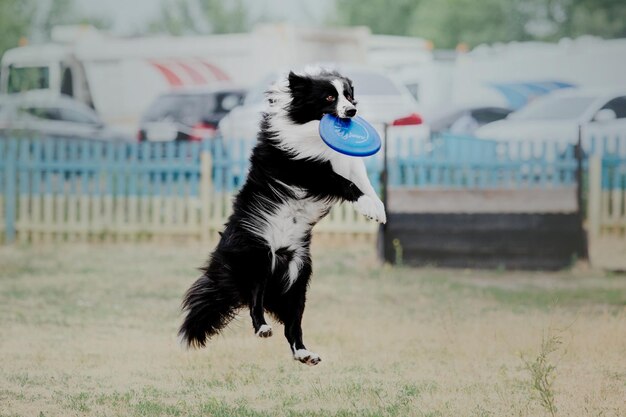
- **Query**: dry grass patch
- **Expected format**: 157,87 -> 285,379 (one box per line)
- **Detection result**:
0,242 -> 625,416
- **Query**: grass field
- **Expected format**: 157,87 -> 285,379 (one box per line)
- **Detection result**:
0,241 -> 625,417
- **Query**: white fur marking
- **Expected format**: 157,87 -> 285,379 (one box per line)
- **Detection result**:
256,72 -> 385,281
265,74 -> 352,162
240,185 -> 330,291
293,347 -> 321,365
256,324 -> 273,337
328,156 -> 387,223
354,195 -> 387,224
332,79 -> 356,118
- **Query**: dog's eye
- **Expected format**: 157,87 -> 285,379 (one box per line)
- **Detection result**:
326,95 -> 336,102
346,95 -> 353,102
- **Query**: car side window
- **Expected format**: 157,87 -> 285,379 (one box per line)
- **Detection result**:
471,108 -> 513,125
600,97 -> 626,119
58,107 -> 100,125
21,106 -> 62,121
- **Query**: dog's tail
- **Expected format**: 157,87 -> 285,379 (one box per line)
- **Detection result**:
178,264 -> 241,348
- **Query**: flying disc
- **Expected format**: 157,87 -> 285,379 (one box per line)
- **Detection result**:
319,114 -> 381,157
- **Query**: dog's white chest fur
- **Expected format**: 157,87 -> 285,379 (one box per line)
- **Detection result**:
265,197 -> 326,250
243,188 -> 331,290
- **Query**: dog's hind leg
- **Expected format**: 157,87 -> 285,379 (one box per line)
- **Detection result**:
251,276 -> 272,338
271,264 -> 321,366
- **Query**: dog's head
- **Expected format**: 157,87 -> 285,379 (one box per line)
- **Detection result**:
282,70 -> 358,124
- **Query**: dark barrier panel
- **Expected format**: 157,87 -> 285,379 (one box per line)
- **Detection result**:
380,213 -> 585,270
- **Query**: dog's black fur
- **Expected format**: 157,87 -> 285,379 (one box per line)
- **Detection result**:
179,69 -> 380,365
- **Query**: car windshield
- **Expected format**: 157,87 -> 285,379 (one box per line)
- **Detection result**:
14,100 -> 102,125
509,96 -> 596,120
144,92 -> 243,124
143,94 -> 216,124
7,66 -> 50,93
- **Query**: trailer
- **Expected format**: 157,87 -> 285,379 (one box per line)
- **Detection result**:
451,36 -> 626,109
0,24 -> 371,132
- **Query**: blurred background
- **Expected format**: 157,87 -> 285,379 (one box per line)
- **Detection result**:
2,0 -> 625,133
1,0 -> 625,268
1,2 -> 626,416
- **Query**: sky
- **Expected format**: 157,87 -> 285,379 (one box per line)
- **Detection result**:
75,0 -> 336,35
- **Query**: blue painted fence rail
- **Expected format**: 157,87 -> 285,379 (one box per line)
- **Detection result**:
602,156 -> 626,190
2,133 -> 626,243
387,133 -> 580,189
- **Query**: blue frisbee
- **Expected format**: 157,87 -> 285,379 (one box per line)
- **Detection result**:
319,114 -> 381,157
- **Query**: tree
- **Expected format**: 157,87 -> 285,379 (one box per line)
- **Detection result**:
147,0 -> 195,36
0,0 -> 112,60
533,0 -> 626,40
334,0 -> 626,49
147,0 -> 248,35
199,0 -> 247,34
409,0 -> 532,48
0,1 -> 35,59
334,0 -> 420,36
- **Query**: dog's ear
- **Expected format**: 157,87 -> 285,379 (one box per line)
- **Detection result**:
288,71 -> 311,92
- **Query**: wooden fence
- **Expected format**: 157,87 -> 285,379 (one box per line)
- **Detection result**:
381,133 -> 626,269
0,138 -> 376,244
381,134 -> 585,269
388,133 -> 579,188
587,154 -> 626,269
588,155 -> 626,236
3,133 -> 626,255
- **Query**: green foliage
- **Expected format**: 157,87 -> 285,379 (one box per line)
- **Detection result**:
567,0 -> 626,39
147,0 -> 248,35
0,1 -> 34,59
0,0 -> 112,60
199,0 -> 248,34
410,0 -> 532,48
146,0 -> 193,36
43,0 -> 113,33
335,0 -> 626,48
334,0 -> 420,36
520,333 -> 562,417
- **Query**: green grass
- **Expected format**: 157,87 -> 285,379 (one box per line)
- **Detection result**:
0,243 -> 625,416
386,264 -> 626,311
521,333 -> 561,417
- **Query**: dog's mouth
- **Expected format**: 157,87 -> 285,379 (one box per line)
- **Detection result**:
326,110 -> 357,120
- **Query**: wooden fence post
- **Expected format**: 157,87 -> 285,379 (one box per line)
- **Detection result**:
378,123 -> 389,263
575,131 -> 588,259
4,138 -> 17,243
587,155 -> 602,238
200,149 -> 213,243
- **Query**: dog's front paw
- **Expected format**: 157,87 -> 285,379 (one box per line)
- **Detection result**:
293,348 -> 322,366
255,324 -> 273,338
354,195 -> 387,224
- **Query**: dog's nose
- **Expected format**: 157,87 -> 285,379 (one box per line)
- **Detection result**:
345,108 -> 357,117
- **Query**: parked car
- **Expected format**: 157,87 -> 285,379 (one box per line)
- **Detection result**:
428,106 -> 513,135
475,89 -> 626,146
0,91 -> 130,141
138,86 -> 246,142
218,67 -> 430,146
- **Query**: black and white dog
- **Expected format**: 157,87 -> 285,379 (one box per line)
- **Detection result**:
178,68 -> 386,365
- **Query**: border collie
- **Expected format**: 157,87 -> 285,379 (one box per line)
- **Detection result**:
178,68 -> 386,365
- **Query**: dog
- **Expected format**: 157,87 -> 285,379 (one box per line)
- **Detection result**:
178,68 -> 386,365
